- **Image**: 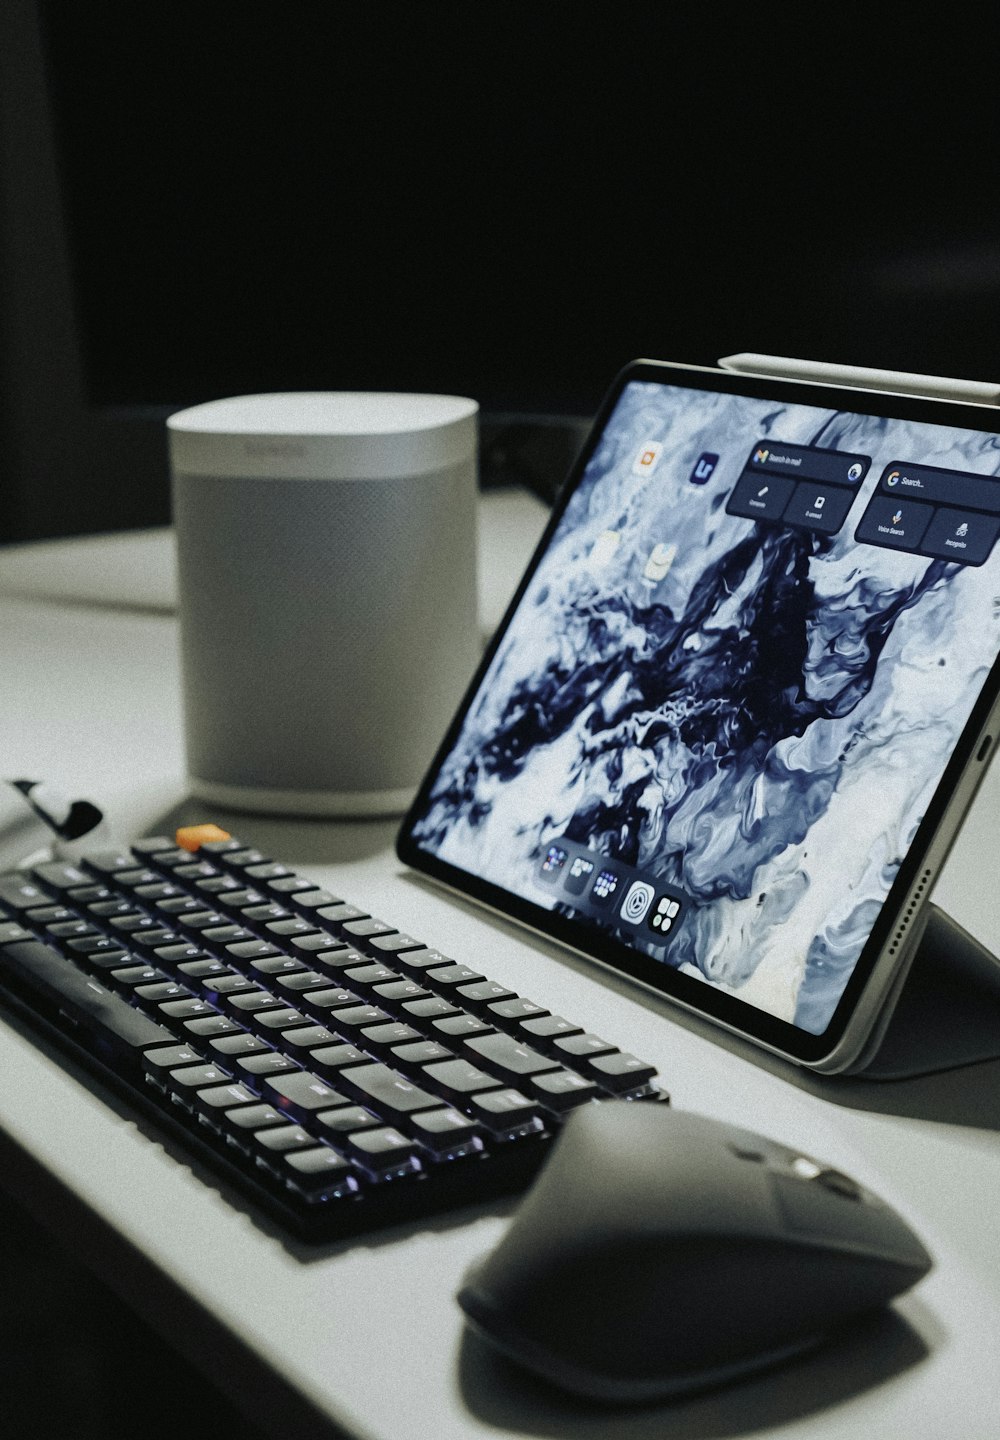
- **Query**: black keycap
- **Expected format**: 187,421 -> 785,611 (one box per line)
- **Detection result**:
134,882 -> 181,900
324,1004 -> 389,1031
588,1052 -> 659,1091
179,910 -> 227,930
226,939 -> 282,962
236,1051 -> 301,1078
316,903 -> 369,924
246,904 -> 293,924
265,917 -> 315,937
48,919 -> 101,939
226,989 -> 288,1015
155,896 -> 204,916
390,1039 -> 454,1066
31,860 -> 92,890
422,1058 -> 501,1096
409,1108 -> 479,1154
301,986 -> 356,1016
247,954 -> 307,976
307,1043 -> 367,1074
529,1069 -> 600,1108
168,1062 -> 232,1089
280,1147 -> 357,1196
203,924 -> 254,945
26,905 -> 76,923
457,980 -> 517,1009
0,876 -> 49,910
115,868 -> 160,888
520,1014 -> 584,1042
135,980 -> 192,1002
142,1042 -> 205,1073
373,979 -> 429,1003
252,1124 -> 317,1155
426,964 -> 484,988
254,1007 -> 309,1032
208,1032 -> 273,1057
433,1013 -> 494,1040
261,1070 -> 349,1118
177,957 -> 230,979
129,836 -> 176,856
314,1105 -> 381,1135
160,996 -> 220,1021
360,1022 -> 422,1051
154,944 -> 212,967
220,1101 -> 287,1133
402,995 -> 459,1020
280,1025 -> 338,1053
286,888 -> 341,911
464,1032 -> 561,1078
111,963 -> 164,986
274,969 -> 328,993
290,932 -> 342,954
267,875 -> 317,896
195,875 -> 244,896
191,1080 -> 259,1112
368,932 -> 423,954
85,850 -> 145,874
487,998 -> 549,1024
341,917 -> 394,938
243,862 -> 293,881
0,922 -> 33,945
343,1127 -> 419,1173
185,1014 -> 244,1038
469,1088 -> 541,1131
343,963 -> 398,987
66,885 -> 114,903
393,947 -> 453,971
343,1062 -> 439,1116
0,939 -> 173,1052
553,1032 -> 618,1060
208,972 -> 259,996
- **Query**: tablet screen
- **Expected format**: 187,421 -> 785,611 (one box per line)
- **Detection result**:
398,362 -> 1000,1062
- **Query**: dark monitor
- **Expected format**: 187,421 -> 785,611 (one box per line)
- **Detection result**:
2,4 -> 996,541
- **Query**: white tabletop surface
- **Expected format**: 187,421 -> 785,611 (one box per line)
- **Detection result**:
2,487 -> 1000,1440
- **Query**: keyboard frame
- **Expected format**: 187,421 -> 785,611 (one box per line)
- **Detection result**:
0,835 -> 665,1242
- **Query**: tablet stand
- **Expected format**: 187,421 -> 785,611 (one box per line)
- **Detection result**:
720,353 -> 1000,1080
847,906 -> 1000,1079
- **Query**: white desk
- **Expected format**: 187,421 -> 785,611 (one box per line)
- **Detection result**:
2,487 -> 1000,1440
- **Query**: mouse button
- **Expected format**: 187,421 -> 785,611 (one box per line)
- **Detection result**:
770,1172 -> 932,1270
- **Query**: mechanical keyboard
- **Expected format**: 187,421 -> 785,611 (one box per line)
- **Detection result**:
0,828 -> 666,1241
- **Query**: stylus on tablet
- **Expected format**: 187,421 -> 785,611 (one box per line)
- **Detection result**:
717,353 -> 1000,406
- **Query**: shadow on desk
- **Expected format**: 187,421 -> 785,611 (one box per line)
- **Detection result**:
457,1307 -> 929,1439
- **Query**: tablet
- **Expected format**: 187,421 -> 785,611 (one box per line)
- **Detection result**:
397,359 -> 1000,1073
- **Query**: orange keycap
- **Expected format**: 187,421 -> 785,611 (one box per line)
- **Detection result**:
175,823 -> 232,852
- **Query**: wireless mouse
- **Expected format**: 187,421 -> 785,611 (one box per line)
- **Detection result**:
457,1101 -> 932,1403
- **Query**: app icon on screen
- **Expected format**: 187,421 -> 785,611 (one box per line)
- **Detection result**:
590,868 -> 621,906
689,451 -> 719,485
649,895 -> 682,934
619,880 -> 655,924
565,855 -> 595,894
632,441 -> 663,476
643,542 -> 677,583
590,529 -> 621,565
539,845 -> 568,881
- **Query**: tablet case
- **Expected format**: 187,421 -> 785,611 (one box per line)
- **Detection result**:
719,355 -> 1000,1079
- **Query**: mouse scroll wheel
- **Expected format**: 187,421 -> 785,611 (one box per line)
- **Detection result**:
791,1155 -> 862,1200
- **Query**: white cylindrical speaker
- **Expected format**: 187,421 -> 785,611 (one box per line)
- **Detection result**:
167,391 -> 480,817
